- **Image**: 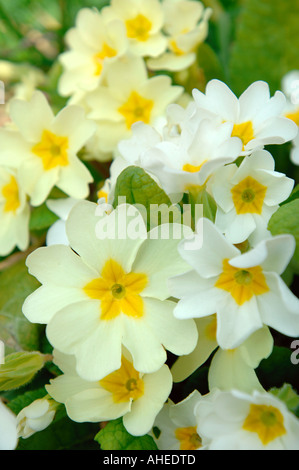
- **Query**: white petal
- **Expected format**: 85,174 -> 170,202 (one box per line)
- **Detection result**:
9,91 -> 54,142
145,298 -> 198,356
229,234 -> 295,274
25,244 -> 98,286
46,301 -> 123,380
122,314 -> 167,374
178,218 -> 239,278
66,388 -> 130,423
22,284 -> 88,324
124,365 -> 172,436
132,223 -> 192,300
216,296 -> 263,349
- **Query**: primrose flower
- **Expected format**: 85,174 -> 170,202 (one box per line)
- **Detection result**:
148,0 -> 211,72
192,80 -> 298,154
58,8 -> 128,99
210,150 -> 294,244
0,91 -> 96,206
152,390 -> 204,450
0,167 -> 30,256
195,389 -> 299,450
16,396 -> 59,439
102,0 -> 167,58
85,54 -> 183,155
0,399 -> 18,450
138,117 -> 242,195
22,201 -> 198,381
171,317 -> 273,394
46,349 -> 172,436
169,218 -> 299,350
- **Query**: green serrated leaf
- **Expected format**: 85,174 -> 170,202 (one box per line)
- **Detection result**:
95,418 -> 158,451
0,259 -> 42,354
229,0 -> 299,96
0,351 -> 48,391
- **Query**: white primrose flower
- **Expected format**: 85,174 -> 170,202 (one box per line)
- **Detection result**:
0,91 -> 96,206
0,399 -> 18,450
16,396 -> 58,439
147,0 -> 211,72
210,149 -> 294,244
101,0 -> 167,58
171,317 -> 273,394
192,79 -> 298,154
152,390 -> 205,450
22,201 -> 198,381
58,8 -> 128,99
134,117 -> 243,196
195,389 -> 299,450
0,167 -> 30,256
46,197 -> 81,246
169,218 -> 299,350
46,349 -> 172,437
84,54 -> 183,155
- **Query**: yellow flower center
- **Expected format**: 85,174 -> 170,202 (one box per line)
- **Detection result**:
231,121 -> 254,149
169,39 -> 184,56
93,43 -> 117,76
242,404 -> 286,445
126,14 -> 152,42
83,258 -> 148,320
99,355 -> 144,403
175,426 -> 202,450
182,162 -> 205,173
1,175 -> 20,213
231,176 -> 267,215
215,258 -> 269,306
32,130 -> 69,171
97,189 -> 108,202
118,91 -> 154,129
285,108 -> 299,126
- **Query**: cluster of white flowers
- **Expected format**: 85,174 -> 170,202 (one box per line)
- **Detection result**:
1,1 -> 299,452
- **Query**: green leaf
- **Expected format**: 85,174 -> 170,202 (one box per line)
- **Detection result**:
270,383 -> 299,415
95,418 -> 158,451
195,187 -> 217,223
268,199 -> 299,272
113,166 -> 172,208
29,203 -> 58,232
229,0 -> 299,96
0,259 -> 41,354
113,166 -> 173,229
0,351 -> 48,391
